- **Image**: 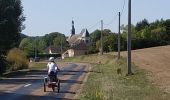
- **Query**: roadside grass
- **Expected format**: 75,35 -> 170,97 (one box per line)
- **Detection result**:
63,54 -> 170,100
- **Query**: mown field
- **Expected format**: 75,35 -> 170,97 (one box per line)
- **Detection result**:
63,54 -> 170,100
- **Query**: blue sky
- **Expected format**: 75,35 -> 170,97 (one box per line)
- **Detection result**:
22,0 -> 170,36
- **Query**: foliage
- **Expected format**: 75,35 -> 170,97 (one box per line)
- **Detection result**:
0,0 -> 25,55
53,34 -> 69,50
135,19 -> 149,31
44,32 -> 64,46
36,37 -> 47,53
88,19 -> 170,54
19,37 -> 34,56
0,56 -> 9,75
19,32 -> 69,56
103,34 -> 117,52
88,42 -> 99,54
120,19 -> 170,51
90,30 -> 101,42
6,48 -> 28,71
90,29 -> 116,53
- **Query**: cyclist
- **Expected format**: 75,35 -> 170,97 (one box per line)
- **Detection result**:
47,57 -> 60,81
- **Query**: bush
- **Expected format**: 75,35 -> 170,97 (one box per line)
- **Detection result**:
0,56 -> 9,75
6,48 -> 28,71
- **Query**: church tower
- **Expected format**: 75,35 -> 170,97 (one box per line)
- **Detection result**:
71,20 -> 75,36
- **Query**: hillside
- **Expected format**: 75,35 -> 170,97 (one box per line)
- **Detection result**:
121,45 -> 170,93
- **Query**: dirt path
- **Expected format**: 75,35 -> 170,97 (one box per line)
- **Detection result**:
121,45 -> 170,93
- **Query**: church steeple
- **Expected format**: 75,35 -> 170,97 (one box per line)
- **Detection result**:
71,20 -> 75,36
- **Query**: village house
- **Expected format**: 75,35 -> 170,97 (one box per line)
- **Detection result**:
44,46 -> 61,54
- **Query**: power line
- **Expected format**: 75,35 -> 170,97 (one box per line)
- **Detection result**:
103,14 -> 118,27
86,0 -> 126,31
103,0 -> 126,27
120,0 -> 126,16
87,21 -> 100,31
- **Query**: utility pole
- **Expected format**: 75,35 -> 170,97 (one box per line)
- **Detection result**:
60,38 -> 63,54
118,12 -> 121,59
34,37 -> 37,58
127,0 -> 133,75
101,20 -> 103,55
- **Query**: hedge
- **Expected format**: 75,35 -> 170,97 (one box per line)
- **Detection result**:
28,53 -> 61,59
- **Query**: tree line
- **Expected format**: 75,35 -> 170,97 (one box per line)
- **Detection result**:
19,32 -> 69,56
89,19 -> 170,53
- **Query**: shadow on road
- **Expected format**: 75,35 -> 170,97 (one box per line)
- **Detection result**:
0,91 -> 77,100
3,70 -> 47,78
0,78 -> 43,84
45,90 -> 76,94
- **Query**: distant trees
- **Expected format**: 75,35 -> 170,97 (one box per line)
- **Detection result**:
53,34 -> 69,50
19,32 -> 69,56
88,19 -> 170,53
89,29 -> 117,53
135,19 -> 149,31
120,19 -> 170,50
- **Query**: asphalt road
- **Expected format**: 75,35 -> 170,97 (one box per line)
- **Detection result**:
0,63 -> 88,100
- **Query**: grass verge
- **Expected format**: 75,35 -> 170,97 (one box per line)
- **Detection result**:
63,54 -> 170,100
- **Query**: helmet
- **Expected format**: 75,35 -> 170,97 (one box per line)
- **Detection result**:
49,57 -> 54,62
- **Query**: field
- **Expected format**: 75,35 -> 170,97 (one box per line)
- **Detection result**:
63,53 -> 170,100
119,45 -> 170,93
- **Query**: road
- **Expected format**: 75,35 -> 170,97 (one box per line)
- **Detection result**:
0,63 -> 89,100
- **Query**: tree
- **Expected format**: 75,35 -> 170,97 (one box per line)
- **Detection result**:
90,30 -> 101,42
0,0 -> 25,74
95,33 -> 117,52
135,19 -> 149,31
36,37 -> 47,53
19,37 -> 34,56
0,0 -> 25,55
103,34 -> 117,52
44,32 -> 63,46
53,34 -> 65,48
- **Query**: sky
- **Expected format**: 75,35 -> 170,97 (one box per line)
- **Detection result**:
22,0 -> 170,36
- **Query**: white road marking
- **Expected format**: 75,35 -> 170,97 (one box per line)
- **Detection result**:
24,84 -> 31,87
5,90 -> 11,93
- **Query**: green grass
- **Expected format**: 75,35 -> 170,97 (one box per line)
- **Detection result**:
63,54 -> 170,100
